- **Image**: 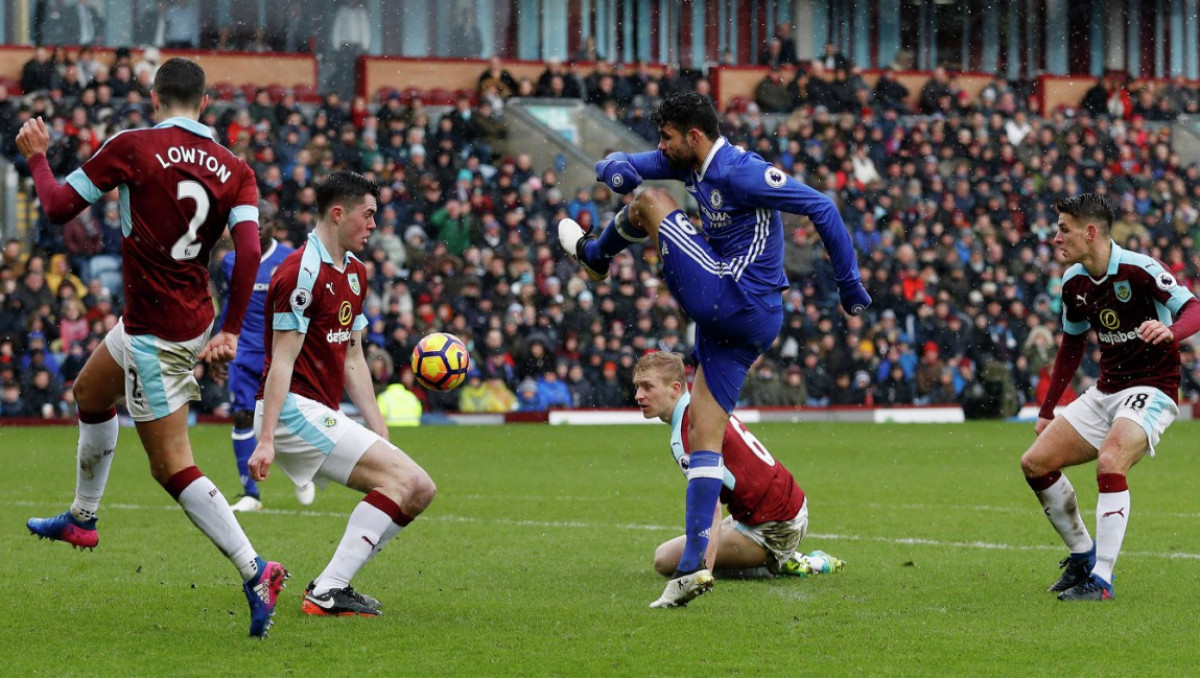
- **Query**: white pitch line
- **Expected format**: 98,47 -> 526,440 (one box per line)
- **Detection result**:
7,499 -> 1200,560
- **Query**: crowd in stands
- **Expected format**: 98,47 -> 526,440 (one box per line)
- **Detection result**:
5,41 -> 1200,422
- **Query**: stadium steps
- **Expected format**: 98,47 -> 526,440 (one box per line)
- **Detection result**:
501,99 -> 687,205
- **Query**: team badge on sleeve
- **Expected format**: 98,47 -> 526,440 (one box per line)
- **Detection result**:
1156,271 -> 1177,290
290,288 -> 312,312
764,167 -> 787,189
348,273 -> 361,296
1114,280 -> 1131,302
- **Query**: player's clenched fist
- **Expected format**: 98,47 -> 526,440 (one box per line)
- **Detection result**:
596,156 -> 642,194
15,116 -> 50,158
199,331 -> 239,363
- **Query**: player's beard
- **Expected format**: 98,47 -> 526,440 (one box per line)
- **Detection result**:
664,147 -> 695,170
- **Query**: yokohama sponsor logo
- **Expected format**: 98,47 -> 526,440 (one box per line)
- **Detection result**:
326,328 -> 352,344
1097,329 -> 1138,344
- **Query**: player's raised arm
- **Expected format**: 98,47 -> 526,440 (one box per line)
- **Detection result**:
596,150 -> 681,194
731,164 -> 870,314
16,117 -> 91,223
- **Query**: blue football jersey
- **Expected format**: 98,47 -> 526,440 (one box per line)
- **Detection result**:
219,238 -> 294,360
615,137 -> 860,297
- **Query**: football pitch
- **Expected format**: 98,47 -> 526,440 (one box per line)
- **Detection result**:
3,420 -> 1199,676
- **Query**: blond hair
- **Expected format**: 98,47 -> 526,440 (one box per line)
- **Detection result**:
632,350 -> 686,385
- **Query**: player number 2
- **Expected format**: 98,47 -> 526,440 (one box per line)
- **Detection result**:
731,417 -> 775,466
170,180 -> 210,261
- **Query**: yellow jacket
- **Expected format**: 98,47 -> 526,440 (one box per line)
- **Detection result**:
377,383 -> 422,427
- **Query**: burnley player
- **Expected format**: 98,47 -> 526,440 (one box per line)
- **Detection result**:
559,92 -> 868,607
1021,193 -> 1200,601
19,58 -> 288,637
249,171 -> 437,617
217,209 -> 314,512
633,352 -> 844,608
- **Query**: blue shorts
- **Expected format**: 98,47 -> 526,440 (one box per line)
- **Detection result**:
228,355 -> 264,414
657,210 -> 783,413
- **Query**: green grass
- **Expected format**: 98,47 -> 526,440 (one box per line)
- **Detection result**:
3,421 -> 1200,676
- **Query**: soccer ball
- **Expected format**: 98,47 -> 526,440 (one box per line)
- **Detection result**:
411,332 -> 470,391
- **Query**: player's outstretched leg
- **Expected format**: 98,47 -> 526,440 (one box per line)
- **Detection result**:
558,206 -> 647,282
650,569 -> 714,608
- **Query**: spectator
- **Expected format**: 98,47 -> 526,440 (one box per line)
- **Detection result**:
478,57 -> 520,101
24,368 -> 62,418
759,38 -> 787,70
742,359 -> 789,407
0,380 -> 27,418
754,68 -> 793,114
20,47 -> 57,95
773,22 -> 798,65
572,36 -> 604,63
919,67 -> 952,115
821,42 -> 851,71
781,364 -> 807,406
377,379 -> 423,426
515,378 -> 547,411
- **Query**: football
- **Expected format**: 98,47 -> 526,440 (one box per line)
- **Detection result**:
411,332 -> 471,391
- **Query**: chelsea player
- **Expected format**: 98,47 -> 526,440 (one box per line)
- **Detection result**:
559,91 -> 869,607
219,210 -> 309,511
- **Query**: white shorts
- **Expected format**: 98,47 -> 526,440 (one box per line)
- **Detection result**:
1060,385 -> 1179,457
730,499 -> 809,571
253,393 -> 386,488
104,318 -> 208,422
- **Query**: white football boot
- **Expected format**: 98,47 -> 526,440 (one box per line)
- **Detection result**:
650,569 -> 714,608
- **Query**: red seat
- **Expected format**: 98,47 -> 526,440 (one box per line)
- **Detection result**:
426,88 -> 455,105
212,81 -> 236,101
266,84 -> 287,101
400,87 -> 424,105
292,84 -> 320,103
376,86 -> 398,103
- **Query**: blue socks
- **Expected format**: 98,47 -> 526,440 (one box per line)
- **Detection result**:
581,207 -> 647,269
676,450 -> 724,574
232,427 -> 259,498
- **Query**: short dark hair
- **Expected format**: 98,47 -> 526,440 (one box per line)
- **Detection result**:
1055,193 -> 1115,234
316,170 -> 380,218
651,91 -> 719,140
152,58 -> 206,110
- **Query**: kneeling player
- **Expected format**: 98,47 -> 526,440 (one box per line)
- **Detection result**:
250,171 -> 436,616
633,352 -> 843,608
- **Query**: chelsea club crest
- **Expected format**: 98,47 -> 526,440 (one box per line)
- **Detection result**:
348,273 -> 361,296
708,189 -> 723,209
1114,280 -> 1131,302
